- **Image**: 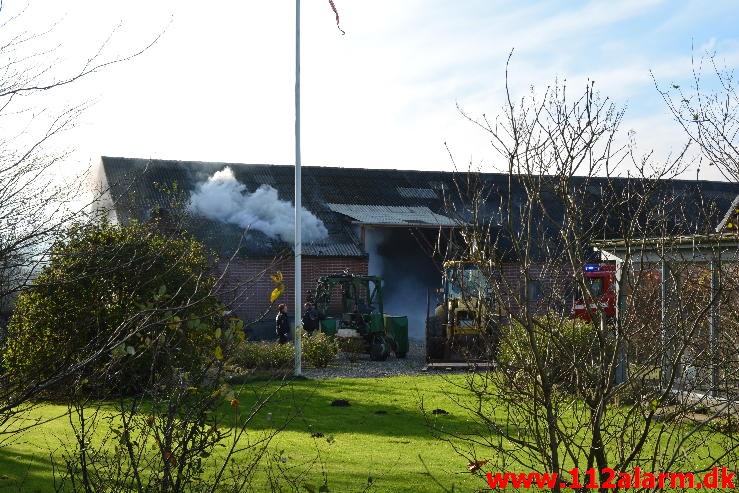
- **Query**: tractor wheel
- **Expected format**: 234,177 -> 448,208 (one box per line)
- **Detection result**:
369,334 -> 390,361
425,316 -> 445,361
426,316 -> 444,337
426,338 -> 445,361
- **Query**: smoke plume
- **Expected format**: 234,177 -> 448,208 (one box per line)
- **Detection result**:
188,167 -> 328,243
365,228 -> 440,340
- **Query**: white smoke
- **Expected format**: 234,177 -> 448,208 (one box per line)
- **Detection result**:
188,167 -> 329,243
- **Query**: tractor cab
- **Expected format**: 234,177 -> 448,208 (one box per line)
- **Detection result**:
443,262 -> 492,333
445,262 -> 491,300
426,261 -> 501,362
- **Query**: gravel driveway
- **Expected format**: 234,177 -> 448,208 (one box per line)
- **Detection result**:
301,339 -> 427,379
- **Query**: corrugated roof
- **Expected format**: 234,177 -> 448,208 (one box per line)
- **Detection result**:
302,242 -> 365,257
326,203 -> 459,227
98,157 -> 471,258
397,187 -> 438,199
97,157 -> 739,259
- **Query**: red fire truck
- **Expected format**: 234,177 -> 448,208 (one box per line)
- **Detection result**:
571,263 -> 617,321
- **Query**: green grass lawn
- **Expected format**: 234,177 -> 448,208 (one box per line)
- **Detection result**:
229,375 -> 486,492
0,374 -> 730,492
0,375 -> 488,493
0,403 -> 72,492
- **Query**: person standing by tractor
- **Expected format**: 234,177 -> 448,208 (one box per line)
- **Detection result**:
275,303 -> 290,344
301,302 -> 320,335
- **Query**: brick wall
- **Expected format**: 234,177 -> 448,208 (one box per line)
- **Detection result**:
217,255 -> 579,337
216,255 -> 368,338
498,261 -> 575,316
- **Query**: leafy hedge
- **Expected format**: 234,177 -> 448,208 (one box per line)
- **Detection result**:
3,221 -> 230,396
302,331 -> 338,368
234,341 -> 295,370
497,314 -> 599,392
234,331 -> 338,370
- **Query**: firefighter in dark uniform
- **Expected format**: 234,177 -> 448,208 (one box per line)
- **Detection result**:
301,302 -> 320,335
275,303 -> 290,344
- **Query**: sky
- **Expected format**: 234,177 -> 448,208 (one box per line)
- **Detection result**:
10,0 -> 739,181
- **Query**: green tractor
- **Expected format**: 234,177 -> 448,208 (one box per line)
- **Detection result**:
313,272 -> 409,361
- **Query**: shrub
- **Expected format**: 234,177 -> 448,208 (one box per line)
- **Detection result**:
234,341 -> 294,370
233,332 -> 338,370
337,336 -> 366,362
3,220 -> 229,396
302,331 -> 338,368
711,416 -> 739,434
497,314 -> 599,392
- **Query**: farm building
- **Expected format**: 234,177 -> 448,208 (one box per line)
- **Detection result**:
96,156 -> 738,339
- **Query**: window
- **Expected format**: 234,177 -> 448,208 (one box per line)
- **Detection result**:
527,280 -> 543,302
587,277 -> 604,297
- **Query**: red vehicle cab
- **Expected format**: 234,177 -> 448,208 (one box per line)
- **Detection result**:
571,263 -> 617,322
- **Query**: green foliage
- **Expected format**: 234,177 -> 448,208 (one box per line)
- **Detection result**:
337,336 -> 366,362
710,416 -> 739,434
497,314 -> 599,392
3,220 -> 232,395
235,341 -> 295,370
302,331 -> 338,368
234,332 -> 338,370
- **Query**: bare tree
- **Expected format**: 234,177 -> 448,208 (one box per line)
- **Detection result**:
657,51 -> 739,182
0,4 -> 163,313
428,62 -> 739,492
0,0 -> 170,466
0,6 -> 341,492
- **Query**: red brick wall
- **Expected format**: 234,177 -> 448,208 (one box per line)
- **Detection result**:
216,255 -> 368,327
216,254 -> 579,336
498,261 -> 575,315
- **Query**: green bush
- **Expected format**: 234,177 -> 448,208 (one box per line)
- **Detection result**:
337,336 -> 366,362
3,220 -> 230,396
233,332 -> 338,370
302,331 -> 338,368
234,341 -> 294,369
497,314 -> 599,392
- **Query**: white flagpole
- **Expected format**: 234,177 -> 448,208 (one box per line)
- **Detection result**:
294,0 -> 302,377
